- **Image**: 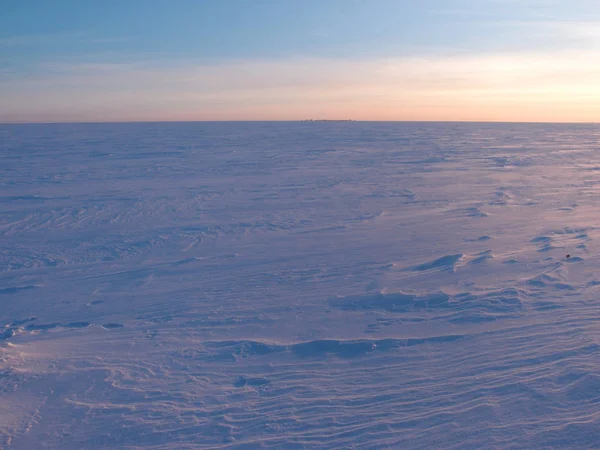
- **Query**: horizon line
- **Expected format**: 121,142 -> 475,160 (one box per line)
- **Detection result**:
1,119 -> 599,126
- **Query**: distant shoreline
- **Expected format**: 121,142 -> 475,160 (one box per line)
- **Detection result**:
301,119 -> 354,122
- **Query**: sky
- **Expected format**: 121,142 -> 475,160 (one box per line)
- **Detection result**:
1,0 -> 600,123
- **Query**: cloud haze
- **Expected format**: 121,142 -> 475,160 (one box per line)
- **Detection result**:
2,49 -> 600,123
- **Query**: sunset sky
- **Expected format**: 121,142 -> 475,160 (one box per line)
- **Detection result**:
2,0 -> 600,123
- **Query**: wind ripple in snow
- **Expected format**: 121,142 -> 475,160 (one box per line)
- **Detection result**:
2,122 -> 600,449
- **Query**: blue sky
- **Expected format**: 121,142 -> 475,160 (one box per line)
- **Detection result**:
2,0 -> 600,122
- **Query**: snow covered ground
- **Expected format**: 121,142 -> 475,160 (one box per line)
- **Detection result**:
2,121 -> 600,449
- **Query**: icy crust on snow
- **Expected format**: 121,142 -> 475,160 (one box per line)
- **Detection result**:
2,122 -> 600,448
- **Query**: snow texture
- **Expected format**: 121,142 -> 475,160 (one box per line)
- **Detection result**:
1,121 -> 600,448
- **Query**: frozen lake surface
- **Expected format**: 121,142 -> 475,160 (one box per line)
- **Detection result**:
2,121 -> 600,448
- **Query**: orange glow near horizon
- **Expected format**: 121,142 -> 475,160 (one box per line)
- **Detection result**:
2,52 -> 600,124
